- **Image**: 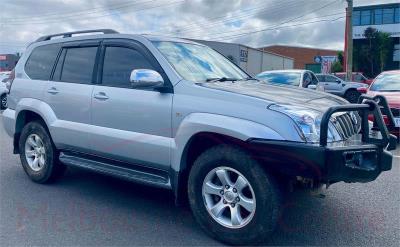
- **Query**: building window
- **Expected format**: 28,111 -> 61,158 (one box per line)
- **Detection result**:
353,11 -> 360,26
382,8 -> 394,24
395,7 -> 400,23
374,9 -> 383,24
360,10 -> 371,25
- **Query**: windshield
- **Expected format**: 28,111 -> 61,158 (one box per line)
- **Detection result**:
369,73 -> 400,92
152,41 -> 248,82
256,72 -> 301,86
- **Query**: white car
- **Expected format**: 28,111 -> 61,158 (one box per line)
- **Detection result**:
0,71 -> 10,109
256,69 -> 320,90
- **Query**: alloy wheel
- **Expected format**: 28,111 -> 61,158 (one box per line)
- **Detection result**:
202,166 -> 256,229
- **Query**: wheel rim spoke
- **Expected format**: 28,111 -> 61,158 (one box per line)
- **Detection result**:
238,195 -> 255,213
210,200 -> 227,218
27,136 -> 38,148
216,169 -> 232,187
234,175 -> 247,192
204,181 -> 223,196
25,150 -> 35,158
230,206 -> 243,226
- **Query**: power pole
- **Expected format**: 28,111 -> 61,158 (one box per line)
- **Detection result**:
345,0 -> 353,81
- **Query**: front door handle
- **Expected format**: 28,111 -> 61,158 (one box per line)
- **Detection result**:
47,87 -> 59,95
94,92 -> 109,100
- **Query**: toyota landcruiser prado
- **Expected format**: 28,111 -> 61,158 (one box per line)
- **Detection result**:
1,30 -> 397,245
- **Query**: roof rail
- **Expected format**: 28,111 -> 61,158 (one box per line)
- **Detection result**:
35,29 -> 119,42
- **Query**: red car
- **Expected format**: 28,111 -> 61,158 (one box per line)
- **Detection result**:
360,70 -> 400,139
334,72 -> 374,85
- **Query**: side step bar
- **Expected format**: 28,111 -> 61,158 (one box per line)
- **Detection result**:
59,152 -> 171,189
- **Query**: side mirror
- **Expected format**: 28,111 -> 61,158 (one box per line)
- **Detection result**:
336,79 -> 341,84
130,69 -> 164,88
307,85 -> 317,90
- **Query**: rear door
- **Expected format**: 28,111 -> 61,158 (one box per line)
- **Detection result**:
44,41 -> 99,152
89,39 -> 173,170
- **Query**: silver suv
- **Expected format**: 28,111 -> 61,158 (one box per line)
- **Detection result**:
316,73 -> 369,103
2,30 -> 397,245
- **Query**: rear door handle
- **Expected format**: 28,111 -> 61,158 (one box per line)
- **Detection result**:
94,92 -> 109,100
47,87 -> 59,95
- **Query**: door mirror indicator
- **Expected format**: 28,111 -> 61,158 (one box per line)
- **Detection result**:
130,69 -> 164,89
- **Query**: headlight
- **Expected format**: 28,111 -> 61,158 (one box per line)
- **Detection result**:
269,104 -> 341,143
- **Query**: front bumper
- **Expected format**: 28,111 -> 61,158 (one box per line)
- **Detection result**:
248,96 -> 396,184
248,136 -> 393,183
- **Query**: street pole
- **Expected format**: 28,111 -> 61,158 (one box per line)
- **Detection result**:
345,0 -> 353,81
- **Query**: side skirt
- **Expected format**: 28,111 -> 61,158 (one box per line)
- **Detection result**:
59,151 -> 172,189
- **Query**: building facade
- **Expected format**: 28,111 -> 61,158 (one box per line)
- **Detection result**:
192,40 -> 294,76
260,45 -> 341,73
351,3 -> 400,76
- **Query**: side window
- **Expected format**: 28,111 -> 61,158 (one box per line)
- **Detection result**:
101,46 -> 157,88
302,72 -> 311,87
25,44 -> 60,80
60,46 -> 98,84
325,75 -> 338,82
310,73 -> 319,85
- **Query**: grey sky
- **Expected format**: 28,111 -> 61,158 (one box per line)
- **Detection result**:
0,0 -> 396,54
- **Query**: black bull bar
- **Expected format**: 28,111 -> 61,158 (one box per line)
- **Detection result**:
320,95 -> 397,150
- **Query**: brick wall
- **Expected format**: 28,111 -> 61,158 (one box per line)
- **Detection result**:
261,46 -> 341,69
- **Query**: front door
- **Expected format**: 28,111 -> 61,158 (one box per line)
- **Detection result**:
323,74 -> 343,94
90,40 -> 173,170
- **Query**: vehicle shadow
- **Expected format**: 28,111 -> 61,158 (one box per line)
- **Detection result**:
53,166 -> 378,246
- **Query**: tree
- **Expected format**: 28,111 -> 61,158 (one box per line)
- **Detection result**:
331,51 -> 344,73
364,27 -> 379,76
355,27 -> 393,78
377,32 -> 392,71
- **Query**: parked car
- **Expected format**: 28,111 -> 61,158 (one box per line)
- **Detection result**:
256,69 -> 320,89
315,73 -> 368,103
362,70 -> 400,139
334,72 -> 373,85
0,71 -> 10,109
2,30 -> 396,245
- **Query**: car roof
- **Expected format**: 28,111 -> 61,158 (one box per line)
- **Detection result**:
30,32 -> 202,48
259,69 -> 307,74
380,70 -> 400,75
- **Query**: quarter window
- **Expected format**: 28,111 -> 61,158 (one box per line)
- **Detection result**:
25,44 -> 60,80
395,8 -> 400,23
60,47 -> 98,84
101,46 -> 156,88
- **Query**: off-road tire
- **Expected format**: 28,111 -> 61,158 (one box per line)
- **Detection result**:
19,121 -> 66,183
188,145 -> 280,245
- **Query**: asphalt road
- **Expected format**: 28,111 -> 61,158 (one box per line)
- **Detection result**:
0,116 -> 399,246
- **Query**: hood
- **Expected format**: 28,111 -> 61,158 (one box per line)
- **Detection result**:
367,90 -> 400,108
200,80 -> 348,112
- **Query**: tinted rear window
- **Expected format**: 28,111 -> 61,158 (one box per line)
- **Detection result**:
60,47 -> 98,84
25,44 -> 60,80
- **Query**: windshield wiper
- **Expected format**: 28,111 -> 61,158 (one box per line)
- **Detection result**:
205,77 -> 239,82
244,77 -> 259,81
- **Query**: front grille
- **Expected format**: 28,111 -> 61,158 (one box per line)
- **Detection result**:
332,112 -> 361,140
391,108 -> 400,117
